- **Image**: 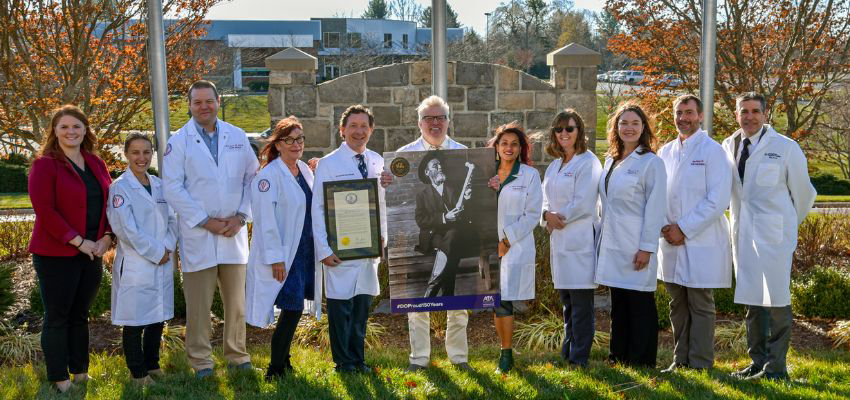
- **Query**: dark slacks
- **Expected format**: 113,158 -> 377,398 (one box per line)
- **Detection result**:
33,254 -> 103,382
665,282 -> 716,368
122,323 -> 164,379
327,294 -> 372,370
746,305 -> 792,374
559,289 -> 595,366
424,230 -> 462,297
609,287 -> 658,367
269,309 -> 302,372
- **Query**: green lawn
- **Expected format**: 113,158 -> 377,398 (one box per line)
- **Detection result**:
2,344 -> 848,399
815,195 -> 850,203
0,193 -> 30,209
125,95 -> 270,133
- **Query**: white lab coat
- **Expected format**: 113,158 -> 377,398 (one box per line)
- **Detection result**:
595,147 -> 667,292
657,131 -> 733,288
107,171 -> 177,326
162,118 -> 259,272
312,142 -> 387,300
497,163 -> 543,301
245,159 -> 321,327
542,151 -> 603,289
721,125 -> 816,307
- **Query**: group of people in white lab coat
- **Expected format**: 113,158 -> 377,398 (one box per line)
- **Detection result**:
103,80 -> 813,385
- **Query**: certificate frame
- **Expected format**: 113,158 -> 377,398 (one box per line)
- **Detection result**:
323,178 -> 382,261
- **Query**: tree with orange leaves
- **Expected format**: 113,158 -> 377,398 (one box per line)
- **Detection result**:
0,0 -> 221,163
605,0 -> 850,140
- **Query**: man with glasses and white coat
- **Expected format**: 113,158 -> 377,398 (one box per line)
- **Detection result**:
657,94 -> 733,373
381,95 -> 473,372
723,92 -> 816,381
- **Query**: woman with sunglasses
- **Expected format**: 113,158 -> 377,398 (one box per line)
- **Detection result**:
245,116 -> 320,381
595,102 -> 666,367
541,109 -> 602,368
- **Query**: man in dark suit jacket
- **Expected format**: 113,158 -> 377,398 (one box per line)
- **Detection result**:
415,151 -> 475,297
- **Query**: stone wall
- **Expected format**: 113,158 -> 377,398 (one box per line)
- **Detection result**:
267,59 -> 598,163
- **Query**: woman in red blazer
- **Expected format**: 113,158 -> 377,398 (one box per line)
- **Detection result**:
28,105 -> 114,393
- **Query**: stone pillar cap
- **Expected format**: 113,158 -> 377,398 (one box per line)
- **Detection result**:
546,43 -> 602,67
265,47 -> 318,71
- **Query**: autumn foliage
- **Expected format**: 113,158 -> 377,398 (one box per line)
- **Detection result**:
605,0 -> 850,140
0,0 -> 221,164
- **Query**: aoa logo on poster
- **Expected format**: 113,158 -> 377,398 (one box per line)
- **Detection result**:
482,295 -> 496,308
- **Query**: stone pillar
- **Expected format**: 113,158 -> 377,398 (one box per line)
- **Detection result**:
232,48 -> 242,90
547,43 -> 601,152
264,48 -> 321,154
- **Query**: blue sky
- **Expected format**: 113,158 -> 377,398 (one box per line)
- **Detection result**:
205,0 -> 606,36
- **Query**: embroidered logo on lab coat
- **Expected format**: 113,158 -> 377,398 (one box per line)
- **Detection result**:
258,179 -> 270,192
225,143 -> 244,151
112,195 -> 124,208
766,152 -> 781,159
626,169 -> 640,175
691,160 -> 705,166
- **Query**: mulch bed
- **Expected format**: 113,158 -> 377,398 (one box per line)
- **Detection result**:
3,257 -> 840,355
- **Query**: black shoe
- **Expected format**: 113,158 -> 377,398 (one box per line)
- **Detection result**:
264,366 -> 287,382
661,362 -> 688,374
731,363 -> 763,379
496,349 -> 514,374
745,370 -> 790,382
356,364 -> 374,374
406,364 -> 427,372
334,365 -> 358,374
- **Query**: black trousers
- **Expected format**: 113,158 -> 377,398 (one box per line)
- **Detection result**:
33,254 -> 103,382
746,305 -> 792,374
609,287 -> 658,367
326,294 -> 372,369
560,289 -> 595,366
269,310 -> 302,372
122,323 -> 164,379
424,230 -> 462,297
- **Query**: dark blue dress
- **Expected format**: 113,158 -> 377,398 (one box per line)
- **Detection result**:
274,172 -> 315,311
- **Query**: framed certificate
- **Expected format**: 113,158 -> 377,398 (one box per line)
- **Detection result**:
323,178 -> 382,261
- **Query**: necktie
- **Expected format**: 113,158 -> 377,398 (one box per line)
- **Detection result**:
738,137 -> 751,183
355,154 -> 368,179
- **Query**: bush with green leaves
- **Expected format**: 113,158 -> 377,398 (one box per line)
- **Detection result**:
0,162 -> 27,192
655,283 -> 672,330
514,303 -> 610,351
0,263 -> 14,317
0,321 -> 40,366
810,173 -> 850,195
792,266 -> 850,319
29,266 -> 112,318
0,220 -> 33,262
715,285 -> 746,316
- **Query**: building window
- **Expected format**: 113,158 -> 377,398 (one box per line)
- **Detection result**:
402,34 -> 408,49
348,32 -> 362,48
383,33 -> 392,48
323,32 -> 340,49
324,64 -> 339,79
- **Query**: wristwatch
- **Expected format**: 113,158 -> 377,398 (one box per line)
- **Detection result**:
239,216 -> 247,226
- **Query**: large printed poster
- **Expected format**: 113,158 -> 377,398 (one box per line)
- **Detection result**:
384,148 -> 501,312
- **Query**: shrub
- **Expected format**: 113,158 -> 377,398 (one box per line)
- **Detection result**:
810,173 -> 850,195
714,320 -> 747,353
514,303 -> 609,351
2,153 -> 28,166
0,220 -> 32,262
295,315 -> 385,350
655,284 -> 672,330
794,213 -> 850,276
0,162 -> 27,192
829,320 -> 850,350
791,265 -> 850,319
715,285 -> 746,316
0,321 -> 40,366
29,266 -> 112,318
0,263 -> 14,317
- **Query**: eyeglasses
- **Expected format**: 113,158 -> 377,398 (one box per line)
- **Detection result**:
553,126 -> 576,134
421,115 -> 448,123
281,136 -> 305,145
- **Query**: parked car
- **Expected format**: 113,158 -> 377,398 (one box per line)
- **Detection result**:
246,127 -> 272,157
620,70 -> 645,85
660,74 -> 683,87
